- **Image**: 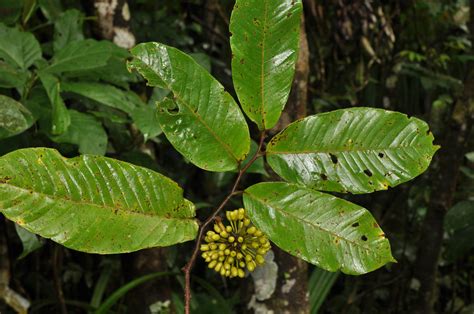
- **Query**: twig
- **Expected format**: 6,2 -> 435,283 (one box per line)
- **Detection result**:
182,131 -> 266,314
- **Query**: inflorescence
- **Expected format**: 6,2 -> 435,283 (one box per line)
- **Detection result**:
200,208 -> 271,278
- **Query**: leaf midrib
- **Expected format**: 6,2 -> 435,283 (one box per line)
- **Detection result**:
0,183 -> 195,222
267,143 -> 432,155
259,0 -> 269,129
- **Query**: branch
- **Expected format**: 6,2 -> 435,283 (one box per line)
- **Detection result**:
182,131 -> 266,314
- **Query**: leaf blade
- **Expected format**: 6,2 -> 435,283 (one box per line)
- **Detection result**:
128,42 -> 250,171
38,72 -> 70,135
0,23 -> 41,70
52,110 -> 107,155
230,0 -> 302,130
267,107 -> 439,194
0,148 -> 198,253
45,39 -> 112,74
243,182 -> 395,275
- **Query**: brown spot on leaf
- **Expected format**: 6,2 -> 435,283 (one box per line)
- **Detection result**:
0,176 -> 12,184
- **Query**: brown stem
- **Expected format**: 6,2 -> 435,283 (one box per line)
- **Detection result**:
182,131 -> 266,314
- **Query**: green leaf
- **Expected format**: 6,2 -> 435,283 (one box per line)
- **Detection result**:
229,0 -> 302,130
130,105 -> 162,141
0,61 -> 29,88
62,81 -> 138,114
128,42 -> 250,172
444,201 -> 474,261
52,110 -> 107,155
243,182 -> 395,275
62,56 -> 138,87
0,24 -> 41,70
0,95 -> 34,139
0,148 -> 198,253
15,223 -> 43,259
53,9 -> 84,52
38,72 -> 70,134
267,108 -> 439,194
45,39 -> 112,74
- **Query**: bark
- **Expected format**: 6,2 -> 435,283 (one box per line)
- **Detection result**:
93,0 -> 135,48
247,16 -> 310,314
273,15 -> 309,132
411,1 -> 474,312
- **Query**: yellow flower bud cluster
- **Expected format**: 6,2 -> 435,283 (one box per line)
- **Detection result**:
200,208 -> 271,278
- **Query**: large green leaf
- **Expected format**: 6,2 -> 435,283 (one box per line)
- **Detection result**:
52,110 -> 107,155
38,72 -> 70,135
0,24 -> 41,70
0,148 -> 198,253
267,107 -> 439,194
0,95 -> 34,139
128,42 -> 250,172
229,0 -> 302,130
45,39 -> 112,74
243,182 -> 395,275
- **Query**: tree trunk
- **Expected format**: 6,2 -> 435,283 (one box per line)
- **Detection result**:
93,0 -> 135,48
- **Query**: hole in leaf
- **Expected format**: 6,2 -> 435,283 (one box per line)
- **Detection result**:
378,152 -> 384,158
167,108 -> 179,115
329,153 -> 338,164
361,235 -> 368,241
352,222 -> 359,227
364,169 -> 373,177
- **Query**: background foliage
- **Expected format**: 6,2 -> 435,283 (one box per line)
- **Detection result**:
0,0 -> 473,313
